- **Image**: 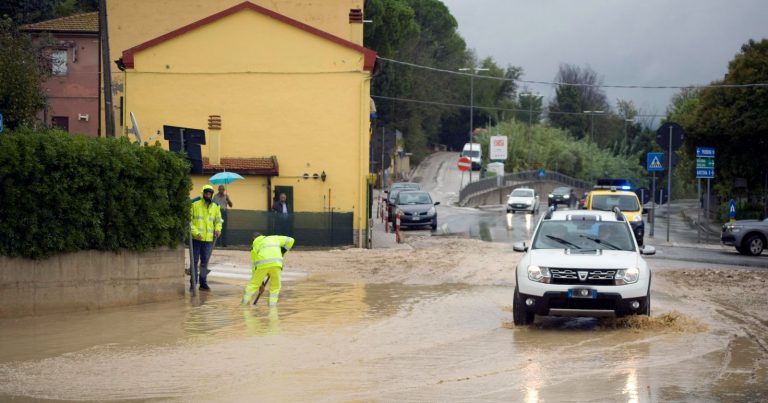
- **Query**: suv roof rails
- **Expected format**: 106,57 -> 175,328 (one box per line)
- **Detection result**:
544,205 -> 556,219
612,206 -> 625,221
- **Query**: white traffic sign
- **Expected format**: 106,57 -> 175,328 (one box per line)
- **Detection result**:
490,135 -> 507,160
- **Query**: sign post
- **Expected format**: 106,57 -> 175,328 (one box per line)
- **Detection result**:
656,123 -> 685,242
458,156 -> 471,194
647,152 -> 665,237
696,147 -> 715,243
490,135 -> 508,204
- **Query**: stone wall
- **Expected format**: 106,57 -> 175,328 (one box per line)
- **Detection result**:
0,247 -> 185,318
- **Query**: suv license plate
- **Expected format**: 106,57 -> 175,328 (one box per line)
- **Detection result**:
568,288 -> 597,299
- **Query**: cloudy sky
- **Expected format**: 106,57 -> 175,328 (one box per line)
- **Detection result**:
441,0 -> 767,125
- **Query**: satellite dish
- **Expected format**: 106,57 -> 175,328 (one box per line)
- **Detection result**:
127,112 -> 142,143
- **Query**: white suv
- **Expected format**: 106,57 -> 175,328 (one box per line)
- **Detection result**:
512,208 -> 655,325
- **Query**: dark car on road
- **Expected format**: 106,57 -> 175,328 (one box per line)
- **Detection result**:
548,187 -> 576,208
721,219 -> 768,256
386,182 -> 420,223
392,190 -> 439,230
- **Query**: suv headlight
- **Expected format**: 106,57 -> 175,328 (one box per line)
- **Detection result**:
615,267 -> 640,285
527,265 -> 551,283
726,224 -> 741,232
563,195 -> 570,199
548,194 -> 554,198
427,207 -> 436,215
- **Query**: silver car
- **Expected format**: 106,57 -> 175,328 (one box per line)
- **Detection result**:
721,219 -> 768,256
506,188 -> 540,214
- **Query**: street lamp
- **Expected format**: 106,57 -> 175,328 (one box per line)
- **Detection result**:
520,92 -> 542,165
583,110 -> 604,142
459,66 -> 490,183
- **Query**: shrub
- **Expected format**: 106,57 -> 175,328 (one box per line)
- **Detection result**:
0,129 -> 191,259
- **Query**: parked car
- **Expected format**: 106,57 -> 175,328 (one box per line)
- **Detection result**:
511,207 -> 656,325
393,190 -> 439,230
506,187 -> 540,214
721,219 -> 768,256
548,186 -> 575,208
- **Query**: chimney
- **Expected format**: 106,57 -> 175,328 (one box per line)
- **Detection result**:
349,8 -> 363,46
208,115 -> 222,165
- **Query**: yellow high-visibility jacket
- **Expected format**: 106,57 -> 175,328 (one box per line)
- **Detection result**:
251,235 -> 295,269
190,185 -> 223,242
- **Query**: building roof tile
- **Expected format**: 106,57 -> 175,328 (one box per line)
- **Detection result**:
203,157 -> 279,175
20,12 -> 99,33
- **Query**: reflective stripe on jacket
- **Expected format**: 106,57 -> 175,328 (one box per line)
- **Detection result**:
190,186 -> 223,242
251,235 -> 295,269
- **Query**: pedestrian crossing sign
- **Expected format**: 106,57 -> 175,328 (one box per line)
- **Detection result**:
647,152 -> 664,171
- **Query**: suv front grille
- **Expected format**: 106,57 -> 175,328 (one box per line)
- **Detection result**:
549,268 -> 618,285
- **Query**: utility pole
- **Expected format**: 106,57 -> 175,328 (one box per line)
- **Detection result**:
99,0 -> 115,137
459,66 -> 489,184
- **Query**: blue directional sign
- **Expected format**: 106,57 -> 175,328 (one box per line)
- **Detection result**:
696,147 -> 715,158
729,199 -> 736,220
0,113 -> 3,133
537,169 -> 546,178
696,168 -> 715,178
647,152 -> 664,171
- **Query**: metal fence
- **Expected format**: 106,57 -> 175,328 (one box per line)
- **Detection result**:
458,170 -> 594,205
222,210 -> 354,247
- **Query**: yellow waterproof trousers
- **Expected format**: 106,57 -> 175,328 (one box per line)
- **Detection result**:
241,265 -> 282,306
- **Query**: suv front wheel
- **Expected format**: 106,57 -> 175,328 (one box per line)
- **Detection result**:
743,234 -> 765,256
513,287 -> 535,326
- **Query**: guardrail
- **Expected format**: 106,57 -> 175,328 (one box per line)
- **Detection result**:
458,170 -> 594,206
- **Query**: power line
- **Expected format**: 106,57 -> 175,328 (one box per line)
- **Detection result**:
371,95 -> 665,117
377,56 -> 768,90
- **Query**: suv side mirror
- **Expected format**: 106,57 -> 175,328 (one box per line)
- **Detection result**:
512,242 -> 528,252
434,201 -> 440,206
640,245 -> 655,255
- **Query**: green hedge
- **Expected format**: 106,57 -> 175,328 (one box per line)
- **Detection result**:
0,129 -> 191,259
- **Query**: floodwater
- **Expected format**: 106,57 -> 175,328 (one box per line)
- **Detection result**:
0,277 -> 766,401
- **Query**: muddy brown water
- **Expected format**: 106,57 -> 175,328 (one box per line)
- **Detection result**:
0,277 -> 766,401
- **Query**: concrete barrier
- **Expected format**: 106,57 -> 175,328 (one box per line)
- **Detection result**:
0,247 -> 185,318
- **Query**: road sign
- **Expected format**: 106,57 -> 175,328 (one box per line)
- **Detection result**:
656,122 -> 685,150
696,158 -> 715,168
647,152 -> 664,171
537,169 -> 546,178
696,147 -> 715,158
0,113 -> 3,133
696,168 -> 714,178
729,199 -> 736,221
457,156 -> 472,172
490,135 -> 507,160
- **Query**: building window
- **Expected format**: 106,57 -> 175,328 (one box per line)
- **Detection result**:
51,49 -> 68,75
52,116 -> 69,132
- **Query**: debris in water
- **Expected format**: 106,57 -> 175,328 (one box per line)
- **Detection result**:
601,311 -> 707,333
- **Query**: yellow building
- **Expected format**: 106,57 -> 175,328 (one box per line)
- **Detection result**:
112,1 -> 375,246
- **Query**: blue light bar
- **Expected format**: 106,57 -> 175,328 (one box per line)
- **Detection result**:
620,185 -> 632,190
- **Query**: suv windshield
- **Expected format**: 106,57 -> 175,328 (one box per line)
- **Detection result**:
532,221 -> 635,251
397,192 -> 433,205
511,189 -> 534,197
592,195 -> 639,211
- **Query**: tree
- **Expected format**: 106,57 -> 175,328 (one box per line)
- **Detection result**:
0,0 -> 97,25
676,39 -> 768,196
0,18 -> 46,130
548,64 -> 610,140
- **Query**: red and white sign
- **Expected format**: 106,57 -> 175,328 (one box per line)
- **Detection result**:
490,135 -> 508,160
458,156 -> 472,172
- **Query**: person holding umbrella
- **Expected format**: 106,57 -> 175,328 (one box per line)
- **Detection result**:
190,185 -> 223,290
213,185 -> 233,247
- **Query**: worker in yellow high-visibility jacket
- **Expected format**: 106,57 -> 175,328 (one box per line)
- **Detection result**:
241,232 -> 295,306
190,184 -> 222,290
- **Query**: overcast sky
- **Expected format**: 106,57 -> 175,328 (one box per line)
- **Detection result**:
441,0 -> 767,126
